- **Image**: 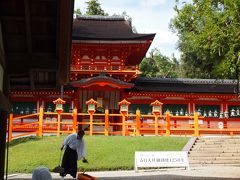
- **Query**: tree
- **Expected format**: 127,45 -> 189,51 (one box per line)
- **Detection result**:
74,8 -> 82,16
140,49 -> 181,78
170,0 -> 240,80
85,0 -> 108,16
112,11 -> 137,33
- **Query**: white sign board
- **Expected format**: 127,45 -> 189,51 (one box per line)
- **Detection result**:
218,122 -> 224,129
135,151 -> 189,172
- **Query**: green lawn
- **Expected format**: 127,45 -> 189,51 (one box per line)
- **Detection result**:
7,135 -> 189,173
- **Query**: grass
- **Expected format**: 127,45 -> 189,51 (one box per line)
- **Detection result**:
6,135 -> 189,173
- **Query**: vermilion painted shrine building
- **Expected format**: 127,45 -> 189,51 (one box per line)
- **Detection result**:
10,16 -> 240,122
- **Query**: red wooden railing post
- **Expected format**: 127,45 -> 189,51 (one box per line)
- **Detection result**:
72,108 -> 78,133
8,113 -> 13,142
57,113 -> 61,137
122,114 -> 126,136
104,109 -> 109,136
194,112 -> 199,136
38,107 -> 44,137
89,114 -> 93,136
154,115 -> 158,136
136,109 -> 140,136
165,112 -> 171,136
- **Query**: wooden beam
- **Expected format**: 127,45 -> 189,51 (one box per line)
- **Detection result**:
57,0 -> 74,85
6,52 -> 56,57
24,0 -> 32,55
1,16 -> 56,22
0,16 -> 25,21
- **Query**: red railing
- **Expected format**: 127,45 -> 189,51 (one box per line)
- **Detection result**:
6,108 -> 240,142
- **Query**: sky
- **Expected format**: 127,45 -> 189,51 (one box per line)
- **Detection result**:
74,0 -> 181,59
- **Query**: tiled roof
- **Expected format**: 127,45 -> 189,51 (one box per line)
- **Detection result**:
135,77 -> 237,85
72,15 -> 155,41
132,77 -> 238,94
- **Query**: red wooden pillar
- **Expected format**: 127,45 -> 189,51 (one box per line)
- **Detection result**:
207,120 -> 210,128
188,99 -> 195,115
74,98 -> 79,110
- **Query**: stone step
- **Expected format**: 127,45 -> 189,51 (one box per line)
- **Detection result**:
189,153 -> 240,157
192,148 -> 240,151
196,139 -> 239,141
190,149 -> 240,153
189,160 -> 240,164
195,141 -> 240,145
189,137 -> 240,166
193,144 -> 240,148
189,156 -> 240,160
198,136 -> 240,140
190,163 -> 240,167
197,138 -> 240,142
197,138 -> 240,140
195,145 -> 240,148
195,142 -> 240,146
195,140 -> 240,143
191,147 -> 240,151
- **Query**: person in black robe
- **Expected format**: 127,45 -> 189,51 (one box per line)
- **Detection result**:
60,130 -> 88,178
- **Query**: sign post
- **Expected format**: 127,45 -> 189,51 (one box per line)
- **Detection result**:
135,151 -> 189,172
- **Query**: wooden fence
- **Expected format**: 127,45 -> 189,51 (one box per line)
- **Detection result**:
6,107 -> 240,141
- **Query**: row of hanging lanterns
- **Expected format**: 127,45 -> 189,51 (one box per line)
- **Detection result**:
12,102 -> 240,118
162,108 -> 240,118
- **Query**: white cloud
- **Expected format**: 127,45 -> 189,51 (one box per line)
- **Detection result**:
139,0 -> 167,7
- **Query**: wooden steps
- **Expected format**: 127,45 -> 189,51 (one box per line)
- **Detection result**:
188,137 -> 240,166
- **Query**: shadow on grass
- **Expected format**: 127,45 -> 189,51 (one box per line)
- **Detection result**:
9,136 -> 41,147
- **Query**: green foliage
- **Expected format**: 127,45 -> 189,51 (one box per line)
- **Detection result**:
7,135 -> 188,173
140,49 -> 181,78
112,11 -> 137,33
74,8 -> 82,15
85,0 -> 108,16
170,0 -> 240,79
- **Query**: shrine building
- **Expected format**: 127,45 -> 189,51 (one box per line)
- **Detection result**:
9,16 -> 240,130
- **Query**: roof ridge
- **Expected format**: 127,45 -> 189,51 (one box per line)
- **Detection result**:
136,77 -> 237,84
76,15 -> 125,21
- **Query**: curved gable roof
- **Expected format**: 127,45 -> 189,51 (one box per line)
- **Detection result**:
70,75 -> 134,89
72,15 -> 155,41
